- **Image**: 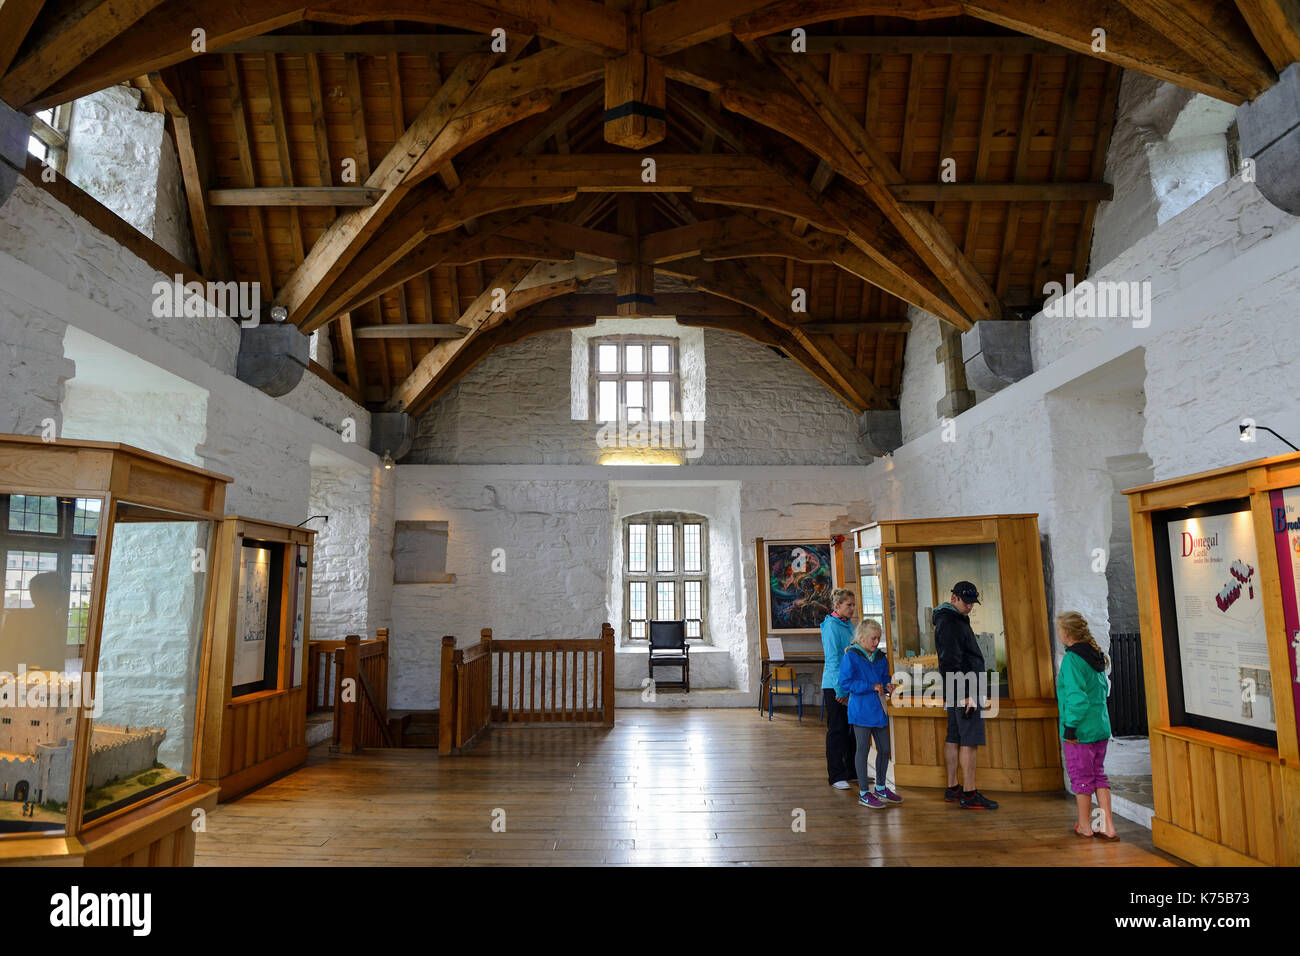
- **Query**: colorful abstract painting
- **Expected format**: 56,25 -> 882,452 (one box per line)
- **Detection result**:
764,540 -> 835,635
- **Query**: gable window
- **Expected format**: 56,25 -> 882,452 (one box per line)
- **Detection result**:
28,106 -> 71,174
591,336 -> 680,423
623,512 -> 707,642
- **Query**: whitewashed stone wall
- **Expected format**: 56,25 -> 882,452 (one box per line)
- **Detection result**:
410,327 -> 870,465
309,460 -> 395,641
0,170 -> 394,696
0,287 -> 74,436
65,87 -> 196,267
393,466 -> 870,709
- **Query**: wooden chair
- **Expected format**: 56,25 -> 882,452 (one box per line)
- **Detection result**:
768,665 -> 803,721
648,620 -> 689,692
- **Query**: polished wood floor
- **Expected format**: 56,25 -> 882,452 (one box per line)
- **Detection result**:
195,708 -> 1178,866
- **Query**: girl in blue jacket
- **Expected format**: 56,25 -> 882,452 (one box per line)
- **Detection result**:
840,620 -> 903,808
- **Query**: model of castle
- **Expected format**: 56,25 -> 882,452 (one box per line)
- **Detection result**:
1216,558 -> 1257,612
0,670 -> 166,806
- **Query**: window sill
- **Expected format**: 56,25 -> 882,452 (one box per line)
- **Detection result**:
394,573 -> 456,584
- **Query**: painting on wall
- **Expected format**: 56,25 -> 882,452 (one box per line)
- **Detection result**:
764,539 -> 836,636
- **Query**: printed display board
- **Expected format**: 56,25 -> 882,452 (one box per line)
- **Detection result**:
1269,487 -> 1300,735
1165,508 -> 1274,732
232,545 -> 272,687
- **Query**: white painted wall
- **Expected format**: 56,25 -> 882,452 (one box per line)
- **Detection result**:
410,325 -> 870,466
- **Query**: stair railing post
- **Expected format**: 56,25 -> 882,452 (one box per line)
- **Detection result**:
601,622 -> 615,726
338,634 -> 362,754
439,635 -> 457,755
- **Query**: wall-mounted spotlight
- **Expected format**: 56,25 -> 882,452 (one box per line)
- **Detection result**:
1239,423 -> 1298,451
382,452 -> 394,470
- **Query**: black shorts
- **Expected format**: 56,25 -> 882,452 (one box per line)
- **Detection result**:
946,704 -> 986,747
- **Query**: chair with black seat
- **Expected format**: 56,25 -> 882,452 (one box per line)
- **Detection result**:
648,620 -> 689,692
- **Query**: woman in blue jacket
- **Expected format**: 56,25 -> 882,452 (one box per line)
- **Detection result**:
840,620 -> 903,808
821,589 -> 858,788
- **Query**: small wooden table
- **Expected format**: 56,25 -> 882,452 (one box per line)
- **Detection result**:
758,654 -> 824,715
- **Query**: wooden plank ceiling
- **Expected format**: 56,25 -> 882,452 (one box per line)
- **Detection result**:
2,1 -> 1294,417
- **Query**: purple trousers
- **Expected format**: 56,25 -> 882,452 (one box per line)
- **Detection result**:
1063,739 -> 1109,795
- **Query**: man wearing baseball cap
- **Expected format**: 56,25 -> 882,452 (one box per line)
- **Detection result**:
933,581 -> 998,810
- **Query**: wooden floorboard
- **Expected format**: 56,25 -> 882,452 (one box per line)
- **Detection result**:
195,708 -> 1180,866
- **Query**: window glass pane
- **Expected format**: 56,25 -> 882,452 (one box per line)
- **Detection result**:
683,524 -> 701,572
88,504 -> 214,825
625,381 -> 643,422
629,582 -> 646,640
73,498 -> 101,536
5,551 -> 59,609
656,581 -> 675,620
598,344 -> 618,372
597,380 -> 618,422
651,344 -> 671,372
9,494 -> 59,534
67,554 -> 94,645
651,380 -> 670,421
625,344 -> 643,373
628,524 -> 647,572
656,524 -> 674,572
684,581 -> 702,637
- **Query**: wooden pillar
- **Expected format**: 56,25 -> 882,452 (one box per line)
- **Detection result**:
604,53 -> 666,149
438,635 -> 456,755
336,634 -> 361,754
601,622 -> 616,725
616,195 -> 654,316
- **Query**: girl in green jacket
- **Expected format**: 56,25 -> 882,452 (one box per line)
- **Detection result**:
1057,611 -> 1119,841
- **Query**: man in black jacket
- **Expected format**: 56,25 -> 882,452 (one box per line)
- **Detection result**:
932,581 -> 998,810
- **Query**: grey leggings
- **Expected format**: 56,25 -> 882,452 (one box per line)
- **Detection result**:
853,725 -> 891,789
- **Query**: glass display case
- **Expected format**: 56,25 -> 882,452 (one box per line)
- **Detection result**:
851,515 -> 1060,792
203,517 -> 315,800
0,435 -> 228,865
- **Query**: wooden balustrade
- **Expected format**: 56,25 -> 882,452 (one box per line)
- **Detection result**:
332,629 -> 393,754
307,639 -> 345,713
439,623 -> 615,755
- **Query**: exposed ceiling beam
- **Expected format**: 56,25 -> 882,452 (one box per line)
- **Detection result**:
1234,0 -> 1300,72
355,323 -> 471,339
961,0 -> 1256,103
759,34 -> 1061,55
890,182 -> 1114,202
1113,0 -> 1274,96
0,0 -> 167,107
215,34 -> 494,54
0,0 -> 45,77
208,186 -> 384,206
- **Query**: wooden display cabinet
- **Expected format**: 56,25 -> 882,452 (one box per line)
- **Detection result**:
1125,451 -> 1300,866
202,517 -> 315,802
0,435 -> 229,866
851,515 -> 1061,792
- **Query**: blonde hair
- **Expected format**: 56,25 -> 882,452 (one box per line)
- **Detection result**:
854,619 -> 882,643
831,588 -> 855,608
1056,611 -> 1109,670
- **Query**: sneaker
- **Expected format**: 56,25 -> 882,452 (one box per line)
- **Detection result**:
959,790 -> 999,810
943,784 -> 962,803
858,791 -> 885,808
831,780 -> 852,790
876,787 -> 903,805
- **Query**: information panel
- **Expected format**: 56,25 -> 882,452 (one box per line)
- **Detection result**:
1165,508 -> 1274,732
1269,486 -> 1300,734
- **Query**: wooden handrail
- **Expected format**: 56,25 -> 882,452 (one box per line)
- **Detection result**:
332,631 -> 393,753
439,623 -> 616,755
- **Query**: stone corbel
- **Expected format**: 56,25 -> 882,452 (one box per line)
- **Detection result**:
961,319 -> 1032,394
1237,62 -> 1300,217
236,323 -> 309,396
858,410 -> 902,458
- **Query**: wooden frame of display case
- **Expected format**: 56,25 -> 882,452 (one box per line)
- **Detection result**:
0,434 -> 229,866
202,517 -> 315,801
1125,451 -> 1300,866
852,515 -> 1061,792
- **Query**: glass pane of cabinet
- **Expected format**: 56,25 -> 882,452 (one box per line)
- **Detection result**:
84,502 -> 213,825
